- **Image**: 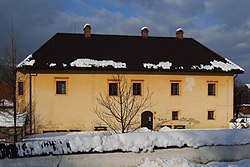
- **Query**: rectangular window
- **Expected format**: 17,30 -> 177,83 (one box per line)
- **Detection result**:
172,111 -> 179,120
208,111 -> 215,120
133,83 -> 141,95
208,83 -> 216,96
109,83 -> 118,96
18,82 -> 24,95
56,81 -> 66,94
171,83 -> 179,95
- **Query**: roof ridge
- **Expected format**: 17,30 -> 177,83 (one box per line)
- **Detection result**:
56,32 -> 192,39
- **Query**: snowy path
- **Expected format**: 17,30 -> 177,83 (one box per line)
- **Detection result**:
1,144 -> 250,167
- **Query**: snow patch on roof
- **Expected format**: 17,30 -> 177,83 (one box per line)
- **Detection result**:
143,61 -> 172,69
0,111 -> 27,127
70,58 -> 126,68
192,58 -> 244,72
49,63 -> 56,67
245,84 -> 250,89
175,66 -> 184,70
17,54 -> 35,67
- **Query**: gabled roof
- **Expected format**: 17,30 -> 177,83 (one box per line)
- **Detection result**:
18,33 -> 244,74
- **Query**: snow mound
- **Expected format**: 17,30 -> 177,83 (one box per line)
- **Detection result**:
159,126 -> 173,132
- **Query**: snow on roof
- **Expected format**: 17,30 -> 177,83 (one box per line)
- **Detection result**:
143,61 -> 172,69
70,58 -> 126,68
49,63 -> 56,67
17,54 -> 35,67
241,104 -> 250,107
246,84 -> 250,89
0,99 -> 13,107
192,58 -> 244,72
0,111 -> 27,127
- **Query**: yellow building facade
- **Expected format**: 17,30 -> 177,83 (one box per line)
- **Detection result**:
17,72 -> 234,133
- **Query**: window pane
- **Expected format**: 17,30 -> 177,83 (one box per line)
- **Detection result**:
208,83 -> 216,96
172,111 -> 179,120
208,111 -> 214,120
133,83 -> 141,95
171,83 -> 179,95
56,81 -> 66,94
18,82 -> 24,95
109,83 -> 118,96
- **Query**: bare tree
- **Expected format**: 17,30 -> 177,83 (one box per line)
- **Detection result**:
93,74 -> 153,133
0,20 -> 19,143
234,78 -> 246,119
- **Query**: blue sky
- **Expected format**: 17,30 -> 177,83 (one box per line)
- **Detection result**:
0,0 -> 250,83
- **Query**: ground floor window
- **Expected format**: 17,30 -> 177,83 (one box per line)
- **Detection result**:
172,111 -> 179,120
208,111 -> 215,120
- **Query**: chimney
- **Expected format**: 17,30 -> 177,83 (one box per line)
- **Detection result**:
176,28 -> 184,39
141,26 -> 149,38
83,23 -> 91,38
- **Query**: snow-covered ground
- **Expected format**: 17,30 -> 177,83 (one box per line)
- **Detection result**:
20,128 -> 250,156
2,145 -> 250,167
139,157 -> 250,167
1,128 -> 250,166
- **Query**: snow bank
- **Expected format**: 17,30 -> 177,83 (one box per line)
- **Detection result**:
17,129 -> 250,157
70,58 -> 126,68
4,146 -> 250,166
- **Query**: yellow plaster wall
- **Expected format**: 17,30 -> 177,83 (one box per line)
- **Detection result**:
17,73 -> 234,132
